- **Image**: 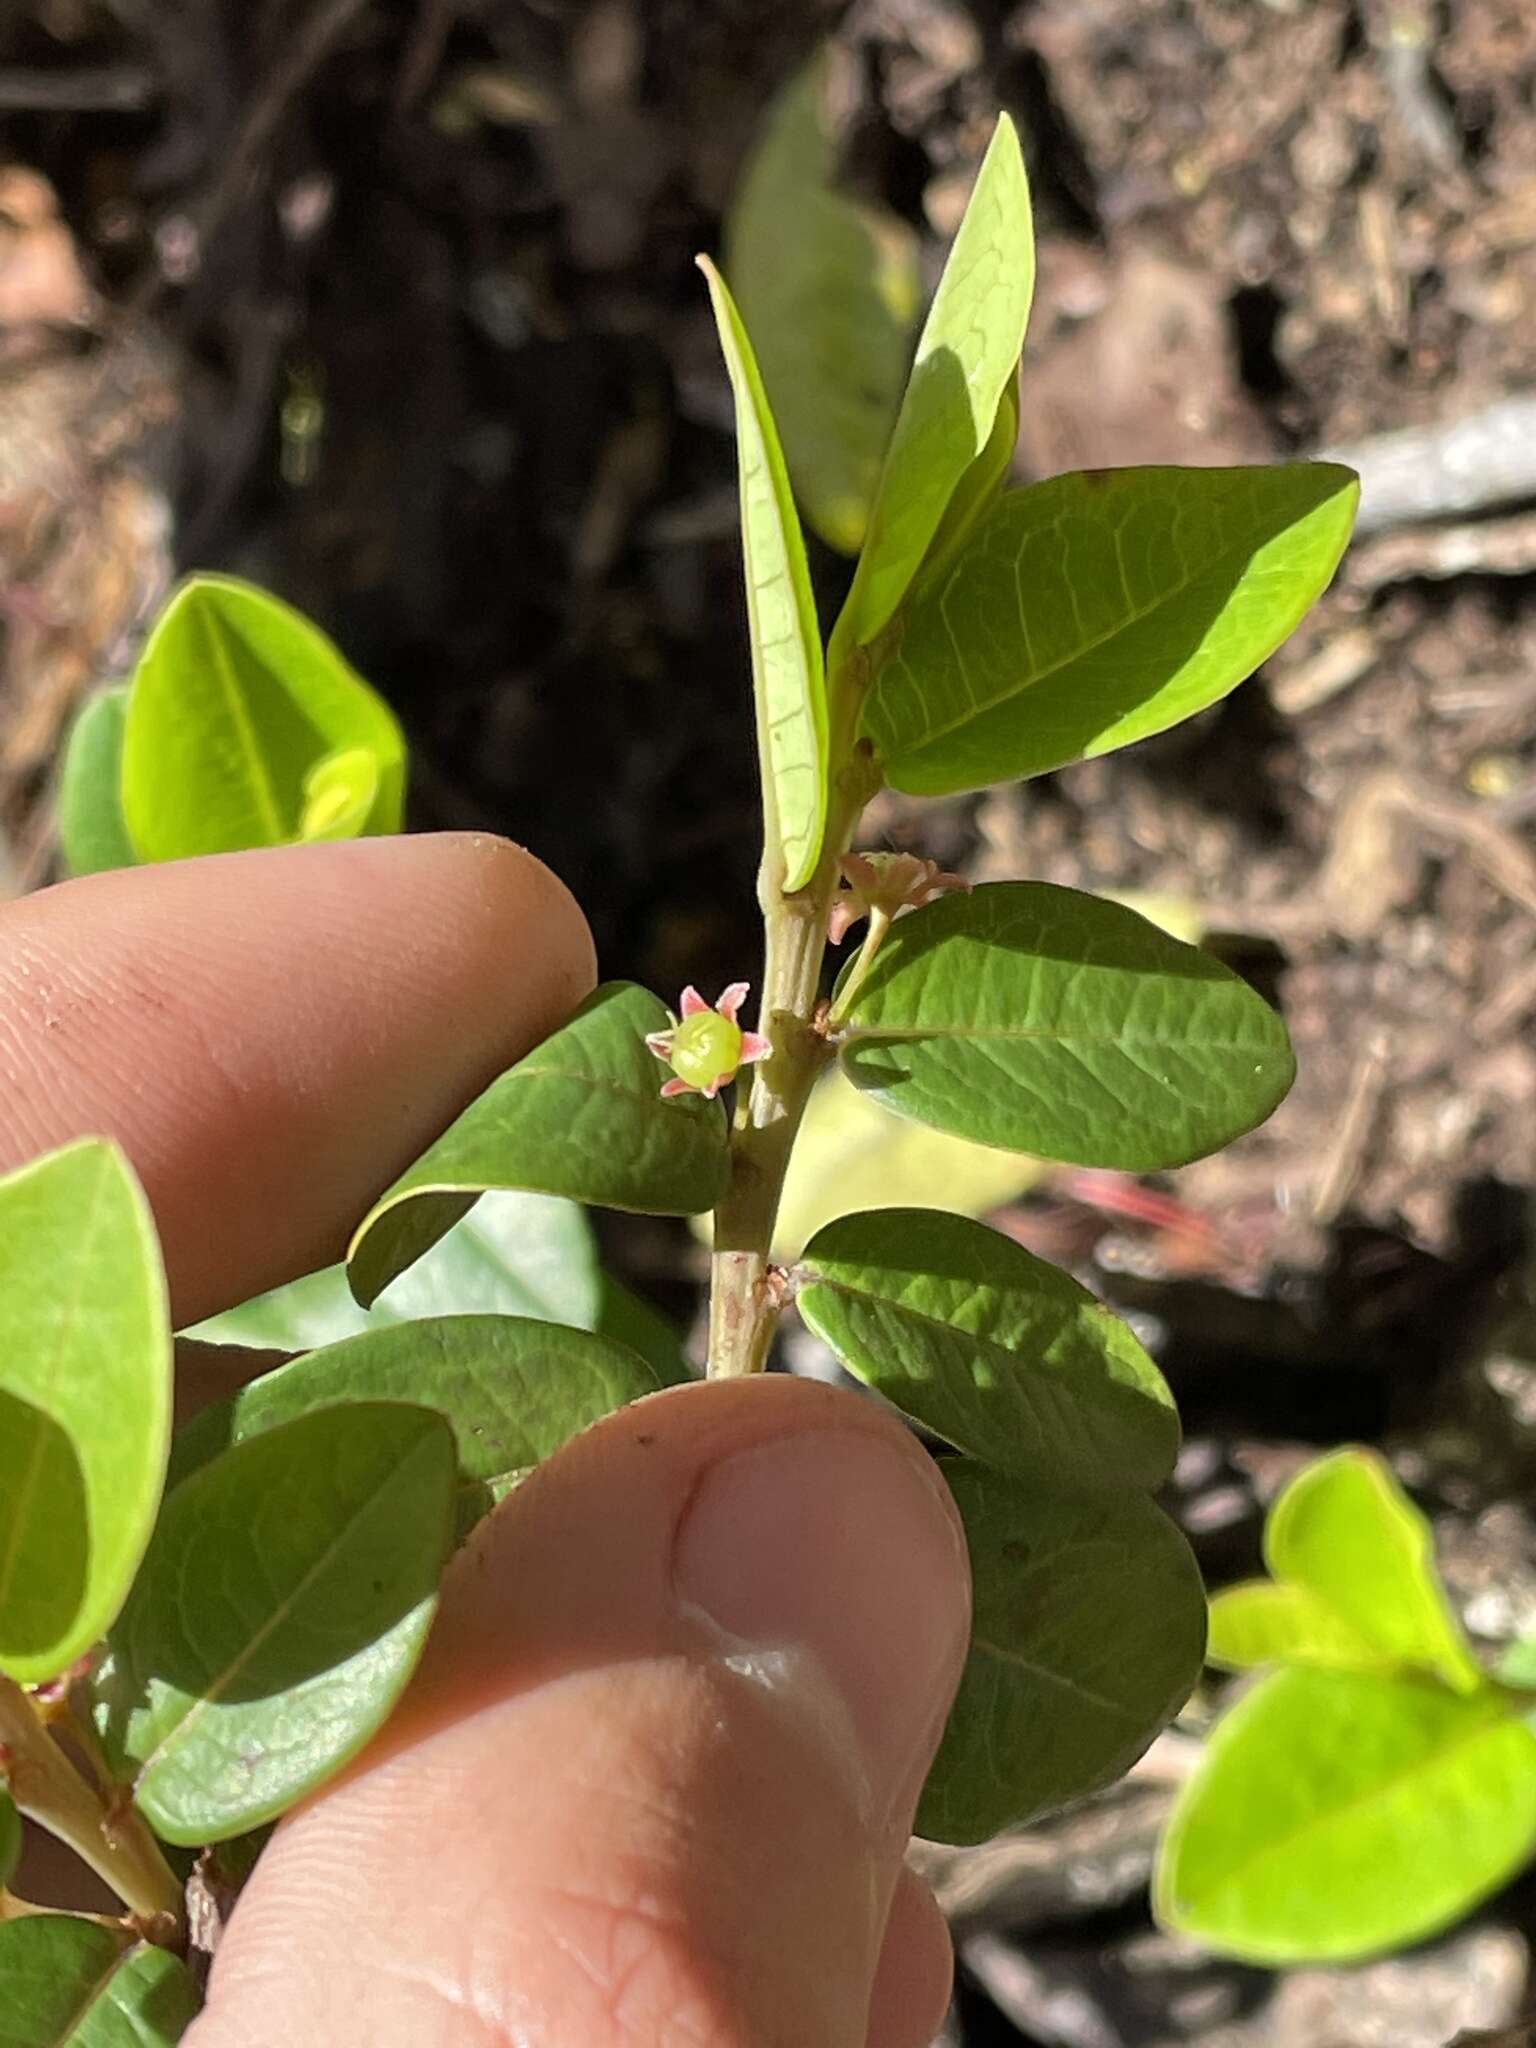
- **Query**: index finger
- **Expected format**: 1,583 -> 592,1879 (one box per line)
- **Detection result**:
0,833 -> 595,1323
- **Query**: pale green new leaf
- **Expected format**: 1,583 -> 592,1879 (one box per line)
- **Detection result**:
1156,1668 -> 1536,1962
167,1314 -> 668,1532
800,1209 -> 1178,1491
910,365 -> 1019,595
121,574 -> 405,860
96,1403 -> 454,1844
299,745 -> 380,842
700,257 -> 828,891
725,50 -> 921,554
864,462 -> 1359,795
1206,1580 -> 1388,1674
0,1140 -> 171,1684
836,114 -> 1034,652
1261,1447 -> 1482,1691
348,984 -> 731,1307
919,1462 -> 1205,1844
0,1917 -> 200,2046
56,688 -> 137,876
838,883 -> 1295,1170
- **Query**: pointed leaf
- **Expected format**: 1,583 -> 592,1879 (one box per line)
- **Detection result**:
725,49 -> 921,554
348,984 -> 730,1307
910,364 -> 1019,595
1261,1447 -> 1481,1691
836,114 -> 1034,652
190,1190 -> 602,1349
1206,1581 -> 1388,1674
95,1402 -> 454,1844
769,1067 -> 1046,1259
1156,1668 -> 1536,1963
56,688 -> 137,876
0,1141 -> 171,1684
838,883 -> 1294,1170
167,1314 -> 665,1533
800,1209 -> 1178,1490
864,462 -> 1359,796
121,574 -> 405,860
919,1462 -> 1205,1844
0,1918 -> 199,2046
700,257 -> 828,892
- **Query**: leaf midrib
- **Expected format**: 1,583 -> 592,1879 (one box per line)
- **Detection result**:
199,609 -> 287,845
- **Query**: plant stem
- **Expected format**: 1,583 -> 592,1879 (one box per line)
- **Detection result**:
0,1676 -> 183,1936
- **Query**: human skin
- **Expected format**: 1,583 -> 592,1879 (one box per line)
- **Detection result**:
0,833 -> 970,2047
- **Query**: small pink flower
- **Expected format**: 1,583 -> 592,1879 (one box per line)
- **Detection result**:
646,982 -> 771,1099
827,851 -> 969,944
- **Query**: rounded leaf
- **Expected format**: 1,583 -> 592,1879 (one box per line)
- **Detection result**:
348,983 -> 730,1307
918,1462 -> 1206,1844
0,1140 -> 171,1684
800,1208 -> 1178,1491
121,574 -> 404,860
838,883 -> 1295,1170
1156,1668 -> 1536,1963
56,687 -> 136,876
0,1916 -> 200,2044
95,1402 -> 454,1844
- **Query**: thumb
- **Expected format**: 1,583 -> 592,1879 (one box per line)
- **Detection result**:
189,1376 -> 970,2048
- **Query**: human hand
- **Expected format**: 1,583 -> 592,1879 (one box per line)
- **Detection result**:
0,833 -> 969,2047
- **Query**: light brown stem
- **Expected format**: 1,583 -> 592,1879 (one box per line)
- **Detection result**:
0,1676 -> 183,1936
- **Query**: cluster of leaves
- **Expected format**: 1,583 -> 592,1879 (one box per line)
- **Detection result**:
1157,1448 -> 1536,1962
1,74 -> 1366,2029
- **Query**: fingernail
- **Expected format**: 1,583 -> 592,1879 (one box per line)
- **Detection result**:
673,1428 -> 970,1825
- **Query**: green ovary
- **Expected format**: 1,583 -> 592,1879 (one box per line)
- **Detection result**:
669,1011 -> 744,1090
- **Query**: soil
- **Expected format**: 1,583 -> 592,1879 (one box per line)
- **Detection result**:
4,1 -> 1536,2042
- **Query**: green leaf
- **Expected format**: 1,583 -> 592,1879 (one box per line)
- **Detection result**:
189,1190 -> 602,1349
348,984 -> 730,1308
838,883 -> 1295,1170
910,364 -> 1019,594
120,574 -> 405,861
1498,1632 -> 1536,1692
0,1918 -> 200,2045
95,1402 -> 453,1845
1156,1667 -> 1536,1963
725,50 -> 921,556
1206,1581 -> 1388,1674
835,114 -> 1034,653
863,462 -> 1359,796
0,1140 -> 171,1684
56,688 -> 137,876
298,745 -> 380,842
1259,1447 -> 1482,1691
593,1276 -> 692,1387
0,1793 -> 18,1889
699,256 -> 828,893
768,1068 -> 1047,1260
166,1314 -> 664,1533
919,1462 -> 1205,1844
800,1208 -> 1177,1491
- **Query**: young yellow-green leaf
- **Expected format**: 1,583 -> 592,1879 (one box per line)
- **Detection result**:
167,1314 -> 669,1532
1206,1580 -> 1388,1674
725,49 -> 921,555
347,984 -> 730,1308
1156,1668 -> 1536,1963
863,463 -> 1358,796
191,1190 -> 602,1349
121,574 -> 405,860
298,745 -> 380,842
0,1140 -> 171,1685
1261,1447 -> 1481,1691
838,884 -> 1295,1170
56,688 -> 137,877
919,1462 -> 1205,1844
95,1402 -> 454,1844
836,114 -> 1034,653
0,1917 -> 200,2046
800,1209 -> 1178,1492
909,364 -> 1019,596
699,257 -> 828,892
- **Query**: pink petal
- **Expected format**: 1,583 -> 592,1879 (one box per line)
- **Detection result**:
739,1033 -> 771,1062
679,985 -> 708,1017
827,898 -> 859,945
659,1076 -> 696,1098
644,1031 -> 675,1060
840,851 -> 878,892
716,980 -> 750,1023
700,1077 -> 721,1099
